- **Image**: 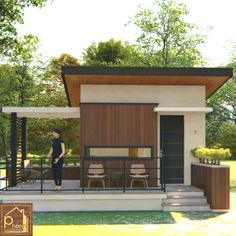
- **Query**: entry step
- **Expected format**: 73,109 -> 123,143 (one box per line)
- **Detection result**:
162,202 -> 211,212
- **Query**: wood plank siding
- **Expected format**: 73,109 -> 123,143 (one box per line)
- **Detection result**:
80,103 -> 158,187
191,163 -> 230,210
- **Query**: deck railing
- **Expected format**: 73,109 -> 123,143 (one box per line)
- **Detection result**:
0,156 -> 166,193
0,156 -> 7,191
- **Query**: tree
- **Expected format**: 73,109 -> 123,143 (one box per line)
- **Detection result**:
218,122 -> 236,158
207,122 -> 236,159
0,65 -> 19,155
26,54 -> 81,156
129,0 -> 205,66
8,34 -> 41,106
34,53 -> 80,107
83,39 -> 142,66
0,0 -> 48,55
0,34 -> 42,155
206,48 -> 236,158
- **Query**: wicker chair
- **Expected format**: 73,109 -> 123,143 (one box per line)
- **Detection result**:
22,160 -> 48,183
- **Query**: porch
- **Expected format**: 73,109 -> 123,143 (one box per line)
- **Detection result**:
0,155 -> 212,212
0,155 -> 166,192
0,184 -> 210,212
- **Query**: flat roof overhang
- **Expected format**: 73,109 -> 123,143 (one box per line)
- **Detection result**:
154,107 -> 213,113
61,66 -> 233,107
1,107 -> 80,118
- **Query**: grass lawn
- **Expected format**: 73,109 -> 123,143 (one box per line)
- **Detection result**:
0,169 -> 6,189
222,160 -> 236,192
33,206 -> 236,236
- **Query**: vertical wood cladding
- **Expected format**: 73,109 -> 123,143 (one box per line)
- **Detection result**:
80,103 -> 158,187
191,164 -> 230,210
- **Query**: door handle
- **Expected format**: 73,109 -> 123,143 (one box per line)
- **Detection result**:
160,149 -> 163,157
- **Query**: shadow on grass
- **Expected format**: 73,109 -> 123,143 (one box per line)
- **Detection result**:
180,211 -> 225,221
33,211 -> 176,225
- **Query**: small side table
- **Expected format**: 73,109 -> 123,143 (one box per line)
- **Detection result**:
112,171 -> 123,188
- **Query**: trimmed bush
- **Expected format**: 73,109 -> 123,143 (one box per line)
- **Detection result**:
191,147 -> 231,165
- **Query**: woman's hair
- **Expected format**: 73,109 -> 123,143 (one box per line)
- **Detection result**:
52,128 -> 62,135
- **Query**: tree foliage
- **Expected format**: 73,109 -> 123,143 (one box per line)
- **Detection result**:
0,0 -> 48,55
83,39 -> 142,66
0,34 -> 41,155
0,65 -> 19,155
34,53 -> 80,107
27,54 -> 81,156
8,34 -> 41,106
206,51 -> 236,158
129,0 -> 205,66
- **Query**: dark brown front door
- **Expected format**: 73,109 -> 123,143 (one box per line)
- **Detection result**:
160,115 -> 184,183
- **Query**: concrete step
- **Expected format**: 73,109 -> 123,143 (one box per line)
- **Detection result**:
163,195 -> 207,204
167,189 -> 204,197
162,202 -> 211,212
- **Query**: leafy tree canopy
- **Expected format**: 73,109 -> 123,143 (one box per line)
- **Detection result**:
83,39 -> 141,66
206,48 -> 236,158
0,0 -> 48,55
129,0 -> 206,66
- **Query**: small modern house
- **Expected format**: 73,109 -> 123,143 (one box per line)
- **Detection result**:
62,66 -> 232,184
0,66 -> 233,212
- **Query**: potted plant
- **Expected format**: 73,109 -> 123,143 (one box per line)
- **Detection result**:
191,147 -> 231,165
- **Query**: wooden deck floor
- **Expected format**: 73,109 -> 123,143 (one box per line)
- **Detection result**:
1,180 -> 202,194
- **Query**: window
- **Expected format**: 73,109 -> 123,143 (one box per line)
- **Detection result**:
85,146 -> 153,159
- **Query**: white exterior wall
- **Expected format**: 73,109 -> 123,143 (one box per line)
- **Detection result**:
2,194 -> 166,211
81,85 -> 205,107
81,84 -> 206,185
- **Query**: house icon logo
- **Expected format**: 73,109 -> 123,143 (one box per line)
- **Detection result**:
0,203 -> 32,236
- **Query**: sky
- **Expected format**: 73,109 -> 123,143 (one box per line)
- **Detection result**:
16,0 -> 236,66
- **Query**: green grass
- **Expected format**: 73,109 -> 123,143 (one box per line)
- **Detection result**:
222,160 -> 236,192
33,211 -> 176,225
0,169 -> 6,177
33,207 -> 236,236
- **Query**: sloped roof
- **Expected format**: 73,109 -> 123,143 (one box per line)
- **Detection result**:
62,66 -> 233,107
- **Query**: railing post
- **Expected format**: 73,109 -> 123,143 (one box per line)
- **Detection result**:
161,156 -> 166,192
10,112 -> 17,187
5,156 -> 8,190
40,158 -> 43,194
123,159 -> 126,193
21,117 -> 27,169
160,156 -> 162,190
82,158 -> 85,193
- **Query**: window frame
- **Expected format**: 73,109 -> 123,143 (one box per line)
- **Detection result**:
84,145 -> 154,160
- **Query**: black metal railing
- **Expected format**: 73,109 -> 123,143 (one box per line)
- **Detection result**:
0,156 -> 166,193
0,156 -> 8,191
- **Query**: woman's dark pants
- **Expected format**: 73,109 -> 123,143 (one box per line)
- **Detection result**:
52,159 -> 63,186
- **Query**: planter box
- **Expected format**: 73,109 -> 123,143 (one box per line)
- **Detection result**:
191,162 -> 230,211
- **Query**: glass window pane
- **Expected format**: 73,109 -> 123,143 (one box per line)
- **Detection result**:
86,147 -> 152,158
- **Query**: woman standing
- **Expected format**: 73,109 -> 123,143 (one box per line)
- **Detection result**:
47,128 -> 65,191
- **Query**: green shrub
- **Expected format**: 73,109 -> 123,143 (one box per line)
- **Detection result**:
191,147 -> 231,160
